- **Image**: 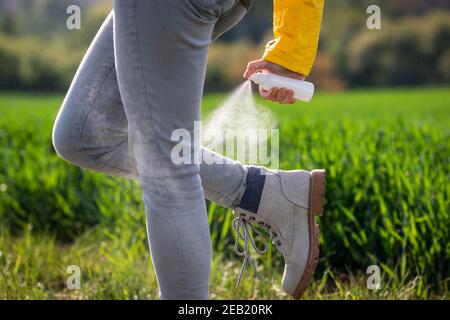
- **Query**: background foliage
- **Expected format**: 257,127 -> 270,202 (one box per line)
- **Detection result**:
0,89 -> 448,296
0,0 -> 448,299
0,0 -> 449,91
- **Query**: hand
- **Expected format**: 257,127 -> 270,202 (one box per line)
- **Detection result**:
243,59 -> 305,105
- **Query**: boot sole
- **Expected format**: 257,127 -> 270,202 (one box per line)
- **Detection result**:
292,169 -> 326,299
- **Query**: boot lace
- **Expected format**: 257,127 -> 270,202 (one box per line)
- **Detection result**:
232,212 -> 282,288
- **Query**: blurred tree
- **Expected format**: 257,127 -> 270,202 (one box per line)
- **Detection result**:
0,14 -> 20,35
346,12 -> 450,87
0,40 -> 20,89
0,0 -> 449,91
438,49 -> 450,81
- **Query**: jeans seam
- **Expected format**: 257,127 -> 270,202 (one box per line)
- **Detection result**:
203,187 -> 233,205
79,62 -> 116,165
129,0 -> 190,295
87,138 -> 139,177
76,57 -> 139,177
95,160 -> 139,179
203,185 -> 243,208
204,165 -> 248,208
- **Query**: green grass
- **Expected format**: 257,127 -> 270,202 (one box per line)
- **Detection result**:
1,226 -> 445,300
0,88 -> 449,299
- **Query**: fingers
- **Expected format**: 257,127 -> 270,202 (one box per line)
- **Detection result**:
277,88 -> 296,104
277,88 -> 288,102
260,86 -> 297,105
284,89 -> 296,104
244,59 -> 298,104
243,59 -> 273,79
260,86 -> 279,100
244,59 -> 306,81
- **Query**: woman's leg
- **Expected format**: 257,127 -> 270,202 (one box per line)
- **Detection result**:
53,1 -> 325,300
53,12 -> 137,179
112,0 -> 249,299
53,3 -> 250,210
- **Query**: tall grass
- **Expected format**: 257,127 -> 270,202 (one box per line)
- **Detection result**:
0,88 -> 449,299
1,226 -> 446,300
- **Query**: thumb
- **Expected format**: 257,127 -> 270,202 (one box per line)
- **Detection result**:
243,59 -> 273,79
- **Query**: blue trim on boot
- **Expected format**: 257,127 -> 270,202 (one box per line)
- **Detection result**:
238,167 -> 266,214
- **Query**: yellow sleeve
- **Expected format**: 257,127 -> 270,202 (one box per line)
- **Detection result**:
263,0 -> 324,76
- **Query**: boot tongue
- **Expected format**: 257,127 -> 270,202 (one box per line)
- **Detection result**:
237,167 -> 266,214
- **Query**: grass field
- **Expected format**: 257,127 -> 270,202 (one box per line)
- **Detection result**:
0,88 -> 449,299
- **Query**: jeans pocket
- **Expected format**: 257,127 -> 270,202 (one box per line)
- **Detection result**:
211,1 -> 250,41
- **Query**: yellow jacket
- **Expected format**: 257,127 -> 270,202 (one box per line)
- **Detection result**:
263,0 -> 324,76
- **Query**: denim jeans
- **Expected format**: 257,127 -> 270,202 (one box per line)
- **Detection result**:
52,0 -> 252,299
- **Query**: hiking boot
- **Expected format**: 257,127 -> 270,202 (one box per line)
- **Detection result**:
233,168 -> 326,299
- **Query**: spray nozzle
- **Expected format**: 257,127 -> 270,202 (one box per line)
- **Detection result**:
249,72 -> 268,87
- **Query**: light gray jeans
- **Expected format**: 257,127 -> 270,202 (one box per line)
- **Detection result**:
52,0 -> 253,299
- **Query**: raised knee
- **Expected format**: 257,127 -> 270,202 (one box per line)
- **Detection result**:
52,121 -> 76,164
52,102 -> 85,166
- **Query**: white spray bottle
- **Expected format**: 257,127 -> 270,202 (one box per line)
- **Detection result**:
249,72 -> 315,102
